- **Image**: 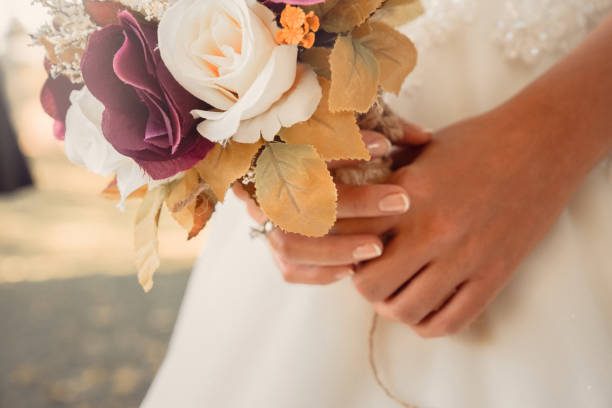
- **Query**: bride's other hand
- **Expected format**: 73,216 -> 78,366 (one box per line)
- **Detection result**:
232,126 -> 432,286
345,14 -> 612,337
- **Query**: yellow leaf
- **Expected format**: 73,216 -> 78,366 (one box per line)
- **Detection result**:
360,22 -> 418,94
371,0 -> 425,27
309,0 -> 385,33
255,143 -> 337,237
280,77 -> 370,161
195,141 -> 262,202
329,34 -> 380,113
300,47 -> 332,80
134,184 -> 169,293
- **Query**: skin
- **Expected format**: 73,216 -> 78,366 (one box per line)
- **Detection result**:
236,14 -> 612,338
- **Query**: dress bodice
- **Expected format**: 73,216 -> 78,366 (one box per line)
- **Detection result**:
390,0 -> 612,130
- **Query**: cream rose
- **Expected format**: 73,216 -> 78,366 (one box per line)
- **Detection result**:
64,87 -> 150,209
158,0 -> 322,143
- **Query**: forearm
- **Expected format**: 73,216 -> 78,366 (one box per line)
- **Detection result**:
500,13 -> 612,184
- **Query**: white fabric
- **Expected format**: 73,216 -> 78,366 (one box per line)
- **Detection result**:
142,1 -> 612,407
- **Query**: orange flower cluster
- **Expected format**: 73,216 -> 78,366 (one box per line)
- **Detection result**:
276,5 -> 320,49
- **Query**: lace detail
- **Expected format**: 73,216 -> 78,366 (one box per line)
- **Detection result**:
495,0 -> 612,64
403,0 -> 476,51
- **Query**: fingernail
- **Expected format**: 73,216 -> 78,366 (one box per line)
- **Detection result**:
335,268 -> 355,280
379,193 -> 410,213
366,138 -> 392,157
353,244 -> 383,261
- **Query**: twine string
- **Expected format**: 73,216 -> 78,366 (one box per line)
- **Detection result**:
368,313 -> 418,408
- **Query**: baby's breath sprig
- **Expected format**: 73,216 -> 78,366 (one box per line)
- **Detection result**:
31,0 -> 97,83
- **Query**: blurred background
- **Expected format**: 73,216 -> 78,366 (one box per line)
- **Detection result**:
0,2 -> 205,407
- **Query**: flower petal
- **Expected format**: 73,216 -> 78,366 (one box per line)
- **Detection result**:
233,64 -> 321,142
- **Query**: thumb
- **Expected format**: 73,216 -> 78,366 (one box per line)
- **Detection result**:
397,120 -> 433,145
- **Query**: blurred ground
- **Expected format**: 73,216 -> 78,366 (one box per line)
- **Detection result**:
0,21 -> 205,408
0,273 -> 189,408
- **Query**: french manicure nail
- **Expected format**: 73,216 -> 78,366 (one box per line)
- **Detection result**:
379,193 -> 410,213
335,268 -> 355,280
366,138 -> 392,157
353,244 -> 383,261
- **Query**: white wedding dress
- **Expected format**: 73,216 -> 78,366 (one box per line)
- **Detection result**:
142,1 -> 612,407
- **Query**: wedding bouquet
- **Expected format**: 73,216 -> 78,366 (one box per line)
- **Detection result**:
35,0 -> 423,291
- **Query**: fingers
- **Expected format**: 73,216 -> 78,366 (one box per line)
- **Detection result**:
271,252 -> 354,285
328,130 -> 391,169
232,184 -> 268,224
373,263 -> 466,326
331,215 -> 401,235
268,229 -> 383,266
397,121 -> 433,145
412,280 -> 493,338
337,184 -> 410,219
352,234 -> 433,303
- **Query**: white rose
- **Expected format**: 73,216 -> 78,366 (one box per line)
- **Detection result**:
64,87 -> 150,209
158,0 -> 322,143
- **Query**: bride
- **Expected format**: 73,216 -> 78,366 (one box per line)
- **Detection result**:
142,1 -> 612,407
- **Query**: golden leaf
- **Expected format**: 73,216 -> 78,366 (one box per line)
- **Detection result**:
165,169 -> 217,240
255,143 -> 337,237
371,0 -> 425,27
360,22 -> 418,94
195,141 -> 262,202
300,47 -> 332,80
329,34 -> 380,113
304,0 -> 342,19
351,21 -> 373,39
311,0 -> 385,33
101,177 -> 147,201
280,77 -> 370,161
134,184 -> 170,293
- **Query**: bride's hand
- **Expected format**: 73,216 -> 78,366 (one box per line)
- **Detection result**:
233,125 -> 431,285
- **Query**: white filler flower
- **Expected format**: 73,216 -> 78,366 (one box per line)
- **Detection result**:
64,87 -> 150,209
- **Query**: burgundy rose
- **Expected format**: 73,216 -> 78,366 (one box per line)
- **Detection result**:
80,11 -> 213,180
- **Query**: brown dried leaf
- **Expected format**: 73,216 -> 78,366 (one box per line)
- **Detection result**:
165,169 -> 217,240
329,34 -> 380,113
188,193 -> 216,240
280,77 -> 370,161
195,141 -> 262,202
134,184 -> 169,293
300,47 -> 332,80
312,0 -> 385,33
101,178 -> 147,201
255,143 -> 337,237
371,0 -> 425,27
165,170 -> 199,228
360,22 -> 418,94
